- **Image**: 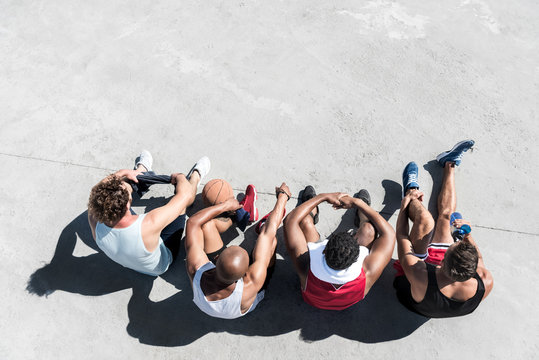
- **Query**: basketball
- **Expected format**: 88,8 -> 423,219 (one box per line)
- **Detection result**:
202,179 -> 234,206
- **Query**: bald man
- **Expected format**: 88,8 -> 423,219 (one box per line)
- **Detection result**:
185,183 -> 290,319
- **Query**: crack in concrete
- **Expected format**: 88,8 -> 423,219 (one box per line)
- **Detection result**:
3,152 -> 537,237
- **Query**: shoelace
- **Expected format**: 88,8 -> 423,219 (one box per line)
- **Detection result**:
407,173 -> 418,184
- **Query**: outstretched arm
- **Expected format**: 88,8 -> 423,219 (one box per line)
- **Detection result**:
283,192 -> 346,287
185,198 -> 241,280
243,183 -> 291,302
140,174 -> 196,252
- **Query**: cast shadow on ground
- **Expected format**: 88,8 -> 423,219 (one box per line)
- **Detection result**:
423,160 -> 443,218
27,185 -> 428,347
25,195 -> 179,297
126,181 -> 427,346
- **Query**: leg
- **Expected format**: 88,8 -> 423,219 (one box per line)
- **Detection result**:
201,217 -> 233,254
298,206 -> 320,244
406,192 -> 435,255
354,221 -> 376,249
161,214 -> 186,260
432,163 -> 457,244
283,209 -> 319,290
180,171 -> 200,213
354,197 -> 376,248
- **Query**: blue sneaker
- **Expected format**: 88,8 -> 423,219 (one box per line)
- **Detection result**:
402,161 -> 419,195
436,140 -> 475,167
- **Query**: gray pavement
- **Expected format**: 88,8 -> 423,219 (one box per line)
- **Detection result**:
1,0 -> 538,359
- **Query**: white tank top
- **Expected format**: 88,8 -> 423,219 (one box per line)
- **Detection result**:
95,214 -> 172,276
192,262 -> 264,319
308,239 -> 369,284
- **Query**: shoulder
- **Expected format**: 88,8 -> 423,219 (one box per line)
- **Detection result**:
476,266 -> 494,299
244,261 -> 267,288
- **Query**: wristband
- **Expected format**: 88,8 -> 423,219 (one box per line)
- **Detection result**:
276,189 -> 291,201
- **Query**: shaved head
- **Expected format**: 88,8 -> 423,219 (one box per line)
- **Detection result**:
215,246 -> 249,284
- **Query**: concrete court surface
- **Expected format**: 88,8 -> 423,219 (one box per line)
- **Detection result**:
1,0 -> 538,358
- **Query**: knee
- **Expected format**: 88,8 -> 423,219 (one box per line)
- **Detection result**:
438,208 -> 452,221
201,221 -> 213,232
416,210 -> 435,231
299,216 -> 313,229
418,210 -> 435,225
360,221 -> 376,238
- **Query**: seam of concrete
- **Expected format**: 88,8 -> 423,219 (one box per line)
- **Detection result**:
4,151 -> 536,237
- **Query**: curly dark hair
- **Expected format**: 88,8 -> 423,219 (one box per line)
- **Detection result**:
88,175 -> 130,224
324,232 -> 360,270
443,241 -> 479,282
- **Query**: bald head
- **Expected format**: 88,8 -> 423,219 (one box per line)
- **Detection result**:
215,246 -> 249,284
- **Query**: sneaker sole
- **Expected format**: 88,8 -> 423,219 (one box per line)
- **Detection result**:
251,187 -> 258,221
436,140 -> 474,163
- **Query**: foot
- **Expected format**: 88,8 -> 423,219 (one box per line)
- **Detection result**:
300,185 -> 319,224
354,189 -> 370,227
186,156 -> 211,184
436,140 -> 475,167
134,150 -> 153,172
255,208 -> 287,234
402,161 -> 419,196
240,184 -> 258,222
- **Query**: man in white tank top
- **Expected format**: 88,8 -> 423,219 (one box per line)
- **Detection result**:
88,151 -> 210,276
185,183 -> 291,319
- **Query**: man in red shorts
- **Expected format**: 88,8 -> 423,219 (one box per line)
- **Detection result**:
394,140 -> 494,317
283,187 -> 395,310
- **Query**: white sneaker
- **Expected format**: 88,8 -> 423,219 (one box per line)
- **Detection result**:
187,156 -> 211,184
134,150 -> 153,172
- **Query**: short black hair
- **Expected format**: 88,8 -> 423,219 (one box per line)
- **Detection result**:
443,241 -> 479,282
324,232 -> 360,270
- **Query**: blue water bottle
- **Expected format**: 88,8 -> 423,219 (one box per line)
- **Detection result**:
450,212 -> 471,241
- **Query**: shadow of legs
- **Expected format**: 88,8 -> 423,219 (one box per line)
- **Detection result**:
381,179 -> 402,221
423,160 -> 443,218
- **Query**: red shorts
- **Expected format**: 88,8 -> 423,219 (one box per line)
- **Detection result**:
424,243 -> 450,265
393,243 -> 451,276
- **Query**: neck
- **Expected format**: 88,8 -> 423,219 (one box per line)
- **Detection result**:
107,210 -> 136,228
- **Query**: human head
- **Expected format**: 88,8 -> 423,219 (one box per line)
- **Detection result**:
442,241 -> 479,282
88,175 -> 131,225
324,232 -> 360,270
215,246 -> 249,284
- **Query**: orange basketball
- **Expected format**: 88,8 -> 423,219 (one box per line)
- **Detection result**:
202,179 -> 234,206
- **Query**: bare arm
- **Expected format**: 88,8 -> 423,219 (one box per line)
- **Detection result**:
243,184 -> 290,302
283,192 -> 345,287
462,233 -> 494,300
185,198 -> 241,280
340,195 -> 396,293
141,174 -> 194,251
395,194 -> 427,300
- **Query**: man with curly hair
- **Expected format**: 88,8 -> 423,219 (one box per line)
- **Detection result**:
283,187 -> 395,310
394,140 -> 493,317
88,151 -> 210,276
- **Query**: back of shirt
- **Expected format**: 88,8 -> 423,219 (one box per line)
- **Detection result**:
95,214 -> 172,276
192,262 -> 264,319
394,263 -> 485,318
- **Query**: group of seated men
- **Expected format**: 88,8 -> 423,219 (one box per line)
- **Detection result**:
87,140 -> 493,319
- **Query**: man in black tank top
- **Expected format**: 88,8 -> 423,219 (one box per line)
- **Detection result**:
393,140 -> 493,318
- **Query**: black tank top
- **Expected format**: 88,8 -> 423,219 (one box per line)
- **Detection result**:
393,263 -> 485,318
